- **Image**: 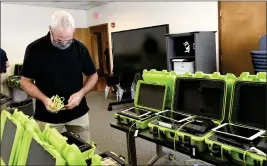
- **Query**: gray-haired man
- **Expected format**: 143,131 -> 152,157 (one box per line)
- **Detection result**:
20,11 -> 98,141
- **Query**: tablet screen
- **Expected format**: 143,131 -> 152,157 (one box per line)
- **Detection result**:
216,124 -> 260,138
124,108 -> 149,116
159,112 -> 189,124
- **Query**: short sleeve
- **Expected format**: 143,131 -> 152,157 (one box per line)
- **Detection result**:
2,50 -> 8,61
21,46 -> 37,79
80,44 -> 96,76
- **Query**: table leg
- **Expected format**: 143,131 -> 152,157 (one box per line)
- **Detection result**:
126,132 -> 137,166
147,145 -> 166,166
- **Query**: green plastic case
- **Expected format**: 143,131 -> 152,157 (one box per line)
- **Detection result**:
149,72 -> 236,157
142,69 -> 178,108
16,118 -> 66,165
0,110 -> 25,166
42,124 -> 89,165
114,80 -> 168,129
88,151 -> 129,166
205,72 -> 267,166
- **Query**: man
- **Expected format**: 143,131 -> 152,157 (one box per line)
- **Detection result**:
0,48 -> 9,96
20,11 -> 98,141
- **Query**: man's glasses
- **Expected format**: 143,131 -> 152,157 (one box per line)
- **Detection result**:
50,31 -> 74,46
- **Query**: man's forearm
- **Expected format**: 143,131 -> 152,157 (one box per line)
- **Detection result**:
79,73 -> 98,96
20,78 -> 47,103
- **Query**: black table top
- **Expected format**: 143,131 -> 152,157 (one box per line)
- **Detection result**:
110,122 -> 228,166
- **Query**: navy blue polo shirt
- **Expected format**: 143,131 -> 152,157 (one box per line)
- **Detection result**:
0,48 -> 8,73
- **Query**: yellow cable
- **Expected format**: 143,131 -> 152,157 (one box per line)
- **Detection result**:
172,119 -> 194,165
186,159 -> 208,166
243,150 -> 255,166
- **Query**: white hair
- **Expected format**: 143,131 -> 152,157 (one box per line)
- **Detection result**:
50,10 -> 75,30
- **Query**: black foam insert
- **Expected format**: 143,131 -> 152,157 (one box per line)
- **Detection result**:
26,138 -> 56,165
231,82 -> 266,129
174,78 -> 225,120
0,118 -> 17,165
137,83 -> 166,111
62,132 -> 92,152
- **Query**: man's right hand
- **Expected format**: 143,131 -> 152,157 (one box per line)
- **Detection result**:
43,97 -> 59,113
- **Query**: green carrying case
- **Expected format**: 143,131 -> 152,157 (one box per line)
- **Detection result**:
16,118 -> 66,165
0,110 -> 25,166
149,72 -> 236,158
42,124 -> 89,165
87,151 -> 129,166
114,80 -> 168,129
142,69 -> 178,108
205,72 -> 267,166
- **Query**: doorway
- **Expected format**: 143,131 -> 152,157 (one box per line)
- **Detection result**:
218,2 -> 267,75
89,24 -> 111,77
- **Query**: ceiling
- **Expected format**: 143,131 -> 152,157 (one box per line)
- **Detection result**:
2,1 -> 109,10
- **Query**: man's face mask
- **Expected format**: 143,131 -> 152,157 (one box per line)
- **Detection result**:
50,31 -> 73,50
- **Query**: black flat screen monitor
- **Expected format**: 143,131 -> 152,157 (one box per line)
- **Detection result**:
112,25 -> 169,73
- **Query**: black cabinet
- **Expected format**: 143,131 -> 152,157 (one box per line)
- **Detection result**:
166,31 -> 217,74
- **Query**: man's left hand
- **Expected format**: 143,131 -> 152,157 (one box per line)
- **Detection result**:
65,91 -> 84,110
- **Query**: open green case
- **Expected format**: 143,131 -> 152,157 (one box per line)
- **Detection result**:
114,80 -> 168,129
0,110 -> 25,166
205,72 -> 267,166
16,118 -> 67,165
149,72 -> 236,157
86,151 -> 129,166
42,124 -> 93,165
142,69 -> 178,108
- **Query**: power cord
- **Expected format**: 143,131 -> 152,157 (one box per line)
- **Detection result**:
243,150 -> 253,166
127,122 -> 138,164
172,119 -> 195,165
185,159 -> 209,166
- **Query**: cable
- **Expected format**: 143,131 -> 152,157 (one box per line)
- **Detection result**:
172,119 -> 194,165
185,159 -> 208,166
243,150 -> 253,166
127,122 -> 138,164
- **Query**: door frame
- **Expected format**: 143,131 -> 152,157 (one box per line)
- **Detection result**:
218,2 -> 222,73
89,23 -> 110,74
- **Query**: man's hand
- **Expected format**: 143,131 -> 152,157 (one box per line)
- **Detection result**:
65,91 -> 84,110
43,97 -> 59,113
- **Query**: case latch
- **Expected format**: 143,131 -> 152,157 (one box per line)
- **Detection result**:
211,144 -> 222,158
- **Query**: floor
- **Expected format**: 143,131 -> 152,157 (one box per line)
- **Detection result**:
86,91 -> 213,166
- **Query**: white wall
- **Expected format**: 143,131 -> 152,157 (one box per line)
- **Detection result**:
1,3 -> 88,75
87,2 -> 219,71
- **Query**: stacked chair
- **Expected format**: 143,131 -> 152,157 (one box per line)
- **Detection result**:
250,35 -> 267,74
0,108 -> 129,166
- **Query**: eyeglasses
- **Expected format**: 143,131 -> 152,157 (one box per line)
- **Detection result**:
50,31 -> 74,46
